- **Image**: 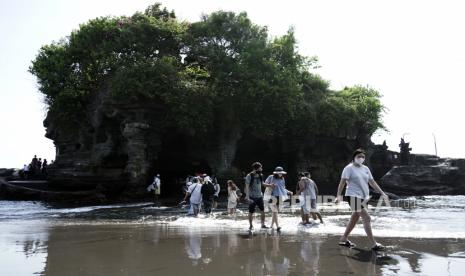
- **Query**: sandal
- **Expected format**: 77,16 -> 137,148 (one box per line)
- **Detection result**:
261,225 -> 269,229
372,243 -> 386,251
338,240 -> 356,248
276,227 -> 282,232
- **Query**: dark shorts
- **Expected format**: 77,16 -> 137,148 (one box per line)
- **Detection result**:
203,199 -> 213,214
248,197 -> 264,213
214,195 -> 219,202
344,196 -> 368,212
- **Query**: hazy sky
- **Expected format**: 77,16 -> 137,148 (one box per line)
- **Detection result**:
0,0 -> 463,168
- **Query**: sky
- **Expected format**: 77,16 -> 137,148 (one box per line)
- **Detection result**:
0,0 -> 464,168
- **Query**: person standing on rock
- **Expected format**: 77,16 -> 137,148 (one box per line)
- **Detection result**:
31,155 -> 38,169
42,159 -> 48,177
245,162 -> 270,230
37,158 -> 43,173
335,148 -> 389,251
23,164 -> 30,179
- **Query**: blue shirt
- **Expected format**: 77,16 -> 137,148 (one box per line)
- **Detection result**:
246,173 -> 263,198
265,175 -> 287,197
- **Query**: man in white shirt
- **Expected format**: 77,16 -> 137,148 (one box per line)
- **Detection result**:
183,177 -> 202,216
147,174 -> 161,206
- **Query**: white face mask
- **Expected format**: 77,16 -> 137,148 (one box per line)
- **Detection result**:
354,157 -> 365,165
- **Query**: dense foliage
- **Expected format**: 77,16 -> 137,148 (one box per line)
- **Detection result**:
30,3 -> 385,139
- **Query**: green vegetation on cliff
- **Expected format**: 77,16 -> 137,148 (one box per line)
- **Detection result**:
30,3 -> 385,139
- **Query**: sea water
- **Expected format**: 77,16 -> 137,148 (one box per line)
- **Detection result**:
1,196 -> 465,275
1,196 -> 464,238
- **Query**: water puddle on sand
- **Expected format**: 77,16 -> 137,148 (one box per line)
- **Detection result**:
2,196 -> 465,275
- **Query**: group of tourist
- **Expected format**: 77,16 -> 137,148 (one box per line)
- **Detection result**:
21,155 -> 50,179
243,163 -> 324,232
181,174 -> 222,216
177,148 -> 390,251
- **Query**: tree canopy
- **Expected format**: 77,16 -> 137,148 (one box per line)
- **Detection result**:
30,3 -> 385,140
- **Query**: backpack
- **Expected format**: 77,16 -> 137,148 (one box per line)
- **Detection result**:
201,182 -> 215,200
247,172 -> 263,186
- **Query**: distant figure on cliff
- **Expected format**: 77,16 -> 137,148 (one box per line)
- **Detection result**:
23,164 -> 30,179
31,155 -> 38,171
37,158 -> 42,172
399,138 -> 412,165
42,159 -> 48,176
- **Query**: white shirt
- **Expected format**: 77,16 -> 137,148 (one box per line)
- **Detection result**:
154,177 -> 161,188
301,178 -> 317,200
187,183 -> 203,204
214,184 -> 220,196
341,163 -> 374,200
228,187 -> 238,203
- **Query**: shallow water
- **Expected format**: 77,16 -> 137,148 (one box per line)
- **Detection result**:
1,196 -> 465,275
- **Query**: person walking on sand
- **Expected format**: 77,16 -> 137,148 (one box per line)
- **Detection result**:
245,162 -> 270,230
335,148 -> 389,251
201,177 -> 216,215
227,180 -> 239,216
182,177 -> 203,216
298,172 -> 323,224
147,174 -> 161,206
213,176 -> 220,209
265,167 -> 293,232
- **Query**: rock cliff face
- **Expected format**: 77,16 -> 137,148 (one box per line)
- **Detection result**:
44,88 -> 373,200
380,155 -> 465,196
42,87 -> 465,201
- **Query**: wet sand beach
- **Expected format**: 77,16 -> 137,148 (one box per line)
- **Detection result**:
1,197 -> 465,275
2,223 -> 465,276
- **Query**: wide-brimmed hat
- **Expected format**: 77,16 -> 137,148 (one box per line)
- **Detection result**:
273,166 -> 287,174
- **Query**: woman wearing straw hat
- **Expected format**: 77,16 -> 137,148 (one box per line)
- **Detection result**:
265,166 -> 293,232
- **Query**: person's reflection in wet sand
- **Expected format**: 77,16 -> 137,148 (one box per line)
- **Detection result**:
264,233 -> 290,275
405,252 -> 422,273
299,237 -> 322,275
227,233 -> 239,256
22,239 -> 46,258
243,234 -> 266,275
185,232 -> 202,266
339,246 -> 398,275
